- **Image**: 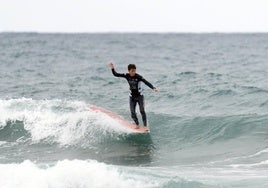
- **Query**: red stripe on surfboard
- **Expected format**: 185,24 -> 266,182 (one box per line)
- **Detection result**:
89,105 -> 149,133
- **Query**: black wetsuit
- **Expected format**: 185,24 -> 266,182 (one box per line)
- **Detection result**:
111,68 -> 155,126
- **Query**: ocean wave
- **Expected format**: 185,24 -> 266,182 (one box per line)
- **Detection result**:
3,159 -> 266,188
0,160 -> 158,188
1,98 -> 267,165
148,112 -> 268,167
157,113 -> 268,145
0,98 -> 134,145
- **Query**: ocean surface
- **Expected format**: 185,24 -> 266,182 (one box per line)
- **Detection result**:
0,33 -> 268,188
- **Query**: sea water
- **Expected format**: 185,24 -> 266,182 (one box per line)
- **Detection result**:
0,33 -> 268,187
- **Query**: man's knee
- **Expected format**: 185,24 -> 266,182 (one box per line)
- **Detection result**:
131,111 -> 137,117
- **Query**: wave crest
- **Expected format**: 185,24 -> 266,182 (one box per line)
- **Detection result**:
0,98 -> 133,145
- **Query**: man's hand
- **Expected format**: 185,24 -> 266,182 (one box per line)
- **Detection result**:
153,87 -> 158,92
109,63 -> 114,69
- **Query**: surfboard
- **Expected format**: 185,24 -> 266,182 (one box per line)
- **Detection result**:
89,105 -> 149,133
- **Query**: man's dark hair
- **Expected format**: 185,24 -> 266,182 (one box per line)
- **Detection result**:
128,64 -> 136,71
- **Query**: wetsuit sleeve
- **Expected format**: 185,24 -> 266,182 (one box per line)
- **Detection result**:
141,77 -> 154,90
111,68 -> 126,78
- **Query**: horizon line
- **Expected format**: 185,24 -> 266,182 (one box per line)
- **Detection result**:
1,30 -> 268,34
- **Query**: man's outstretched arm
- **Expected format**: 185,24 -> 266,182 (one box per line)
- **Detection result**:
109,63 -> 126,78
141,77 -> 158,92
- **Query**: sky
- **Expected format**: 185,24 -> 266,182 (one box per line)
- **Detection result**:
1,0 -> 268,33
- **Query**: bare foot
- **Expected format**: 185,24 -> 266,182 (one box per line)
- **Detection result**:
144,127 -> 149,131
135,125 -> 140,129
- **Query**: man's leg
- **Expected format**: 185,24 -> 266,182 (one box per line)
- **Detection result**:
129,97 -> 139,125
138,95 -> 147,126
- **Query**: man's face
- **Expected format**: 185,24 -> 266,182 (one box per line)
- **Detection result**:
129,69 -> 136,77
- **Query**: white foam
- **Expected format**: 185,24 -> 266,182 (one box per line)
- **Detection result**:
0,160 -> 157,188
230,160 -> 268,168
208,148 -> 268,166
0,98 -> 133,145
249,148 -> 268,158
0,160 -> 267,188
139,165 -> 268,186
0,141 -> 7,146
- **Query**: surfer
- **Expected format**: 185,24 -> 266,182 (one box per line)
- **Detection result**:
109,63 -> 158,130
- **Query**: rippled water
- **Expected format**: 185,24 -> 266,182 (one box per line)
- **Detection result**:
0,33 -> 268,187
